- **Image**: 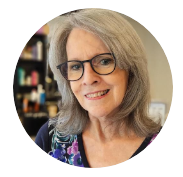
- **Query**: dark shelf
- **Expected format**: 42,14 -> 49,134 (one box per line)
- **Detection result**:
23,116 -> 48,136
17,86 -> 38,93
34,33 -> 46,38
24,112 -> 48,119
18,58 -> 44,64
46,91 -> 61,101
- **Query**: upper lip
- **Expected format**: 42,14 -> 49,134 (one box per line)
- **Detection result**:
84,89 -> 109,96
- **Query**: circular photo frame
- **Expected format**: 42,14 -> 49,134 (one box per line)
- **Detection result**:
13,8 -> 172,168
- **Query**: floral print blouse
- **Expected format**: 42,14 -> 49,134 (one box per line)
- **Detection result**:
35,121 -> 160,168
48,129 -> 84,167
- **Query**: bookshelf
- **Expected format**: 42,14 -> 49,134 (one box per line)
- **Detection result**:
14,33 -> 48,136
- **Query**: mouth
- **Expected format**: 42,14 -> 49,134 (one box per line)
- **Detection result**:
85,89 -> 110,99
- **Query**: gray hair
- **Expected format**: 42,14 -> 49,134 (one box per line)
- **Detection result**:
48,8 -> 161,137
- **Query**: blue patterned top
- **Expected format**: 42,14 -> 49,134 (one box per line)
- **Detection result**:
35,121 -> 159,167
48,128 -> 84,167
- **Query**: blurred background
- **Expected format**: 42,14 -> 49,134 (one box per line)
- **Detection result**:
13,15 -> 173,140
13,24 -> 60,140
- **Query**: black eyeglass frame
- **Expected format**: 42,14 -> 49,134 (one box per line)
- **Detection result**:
56,53 -> 116,81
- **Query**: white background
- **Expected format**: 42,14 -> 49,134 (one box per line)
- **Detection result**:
0,0 -> 183,176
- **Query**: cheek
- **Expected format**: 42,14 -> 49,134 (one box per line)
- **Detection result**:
113,85 -> 126,106
112,76 -> 128,104
70,83 -> 83,102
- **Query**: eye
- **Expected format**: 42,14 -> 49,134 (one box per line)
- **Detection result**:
100,58 -> 113,65
70,64 -> 81,71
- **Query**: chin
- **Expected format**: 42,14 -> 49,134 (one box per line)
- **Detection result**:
88,108 -> 111,119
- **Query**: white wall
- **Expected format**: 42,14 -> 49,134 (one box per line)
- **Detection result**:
124,16 -> 173,120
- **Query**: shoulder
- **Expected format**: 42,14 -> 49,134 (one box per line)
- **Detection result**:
35,120 -> 53,153
130,127 -> 162,158
147,127 -> 162,146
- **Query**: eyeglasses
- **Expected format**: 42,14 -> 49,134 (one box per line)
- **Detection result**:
56,53 -> 116,81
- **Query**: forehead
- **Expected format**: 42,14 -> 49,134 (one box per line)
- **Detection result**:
66,28 -> 109,60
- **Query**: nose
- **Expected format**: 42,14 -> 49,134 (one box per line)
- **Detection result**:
81,63 -> 100,86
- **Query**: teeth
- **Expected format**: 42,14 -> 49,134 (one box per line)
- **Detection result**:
86,90 -> 108,98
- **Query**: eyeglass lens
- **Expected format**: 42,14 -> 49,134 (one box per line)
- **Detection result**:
60,54 -> 115,81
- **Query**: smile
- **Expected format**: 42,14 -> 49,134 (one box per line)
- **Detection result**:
85,89 -> 110,98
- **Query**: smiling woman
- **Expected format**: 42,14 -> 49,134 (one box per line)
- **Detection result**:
35,8 -> 161,168
66,28 -> 129,120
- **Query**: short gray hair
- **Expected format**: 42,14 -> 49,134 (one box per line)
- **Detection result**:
48,8 -> 161,137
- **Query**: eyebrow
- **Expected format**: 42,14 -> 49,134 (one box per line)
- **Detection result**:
67,52 -> 110,61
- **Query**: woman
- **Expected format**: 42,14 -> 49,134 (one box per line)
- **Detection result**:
35,9 -> 161,168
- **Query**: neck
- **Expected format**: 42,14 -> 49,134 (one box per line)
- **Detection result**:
84,114 -> 124,142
